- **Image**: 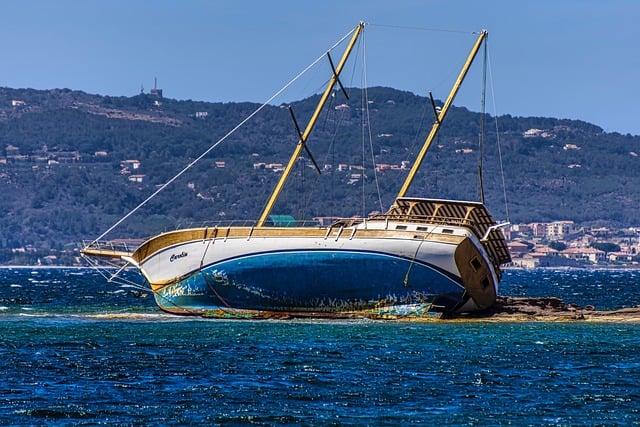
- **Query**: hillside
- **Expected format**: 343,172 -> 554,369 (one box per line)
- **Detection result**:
1,86 -> 639,262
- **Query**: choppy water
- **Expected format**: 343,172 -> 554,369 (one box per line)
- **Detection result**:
1,267 -> 640,425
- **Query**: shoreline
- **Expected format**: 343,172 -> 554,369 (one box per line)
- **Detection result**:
444,296 -> 640,323
502,265 -> 640,271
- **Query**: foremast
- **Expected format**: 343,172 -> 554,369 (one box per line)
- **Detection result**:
256,22 -> 365,227
396,30 -> 488,199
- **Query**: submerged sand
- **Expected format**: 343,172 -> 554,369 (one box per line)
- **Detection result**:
446,296 -> 640,322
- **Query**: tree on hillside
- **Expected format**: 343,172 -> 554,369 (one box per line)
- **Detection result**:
591,242 -> 621,254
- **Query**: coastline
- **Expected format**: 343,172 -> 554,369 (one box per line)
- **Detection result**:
444,296 -> 640,323
503,264 -> 640,271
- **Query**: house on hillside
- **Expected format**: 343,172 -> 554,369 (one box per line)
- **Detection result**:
560,247 -> 605,264
507,241 -> 529,257
120,159 -> 141,170
608,251 -> 634,263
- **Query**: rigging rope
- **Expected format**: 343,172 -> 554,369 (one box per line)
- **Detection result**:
361,30 -> 385,214
487,50 -> 510,222
89,26 -> 359,245
403,229 -> 436,286
368,23 -> 474,35
82,255 -> 152,297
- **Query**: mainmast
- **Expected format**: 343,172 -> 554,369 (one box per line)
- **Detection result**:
396,30 -> 488,199
256,22 -> 365,227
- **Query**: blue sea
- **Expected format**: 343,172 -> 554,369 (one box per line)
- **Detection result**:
1,267 -> 640,425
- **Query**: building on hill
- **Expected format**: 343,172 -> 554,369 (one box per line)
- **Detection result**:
507,243 -> 568,269
546,221 -> 575,240
608,251 -> 634,263
560,247 -> 605,264
507,241 -> 529,256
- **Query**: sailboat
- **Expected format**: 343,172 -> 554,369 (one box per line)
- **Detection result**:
82,22 -> 511,319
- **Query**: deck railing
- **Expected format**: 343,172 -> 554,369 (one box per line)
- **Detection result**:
81,239 -> 141,254
368,213 -> 476,228
177,218 -> 325,229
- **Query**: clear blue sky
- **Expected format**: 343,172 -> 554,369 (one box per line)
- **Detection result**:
1,0 -> 638,135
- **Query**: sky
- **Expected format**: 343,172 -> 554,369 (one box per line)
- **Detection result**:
1,0 -> 639,135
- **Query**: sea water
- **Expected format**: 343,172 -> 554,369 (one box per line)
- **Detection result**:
1,267 -> 639,425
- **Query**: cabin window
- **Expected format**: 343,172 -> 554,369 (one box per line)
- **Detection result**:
442,228 -> 454,234
395,225 -> 408,230
481,276 -> 490,289
416,226 -> 429,232
470,257 -> 482,272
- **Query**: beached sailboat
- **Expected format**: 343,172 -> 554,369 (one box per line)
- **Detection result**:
82,22 -> 511,318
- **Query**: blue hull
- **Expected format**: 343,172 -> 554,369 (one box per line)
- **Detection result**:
154,250 -> 465,317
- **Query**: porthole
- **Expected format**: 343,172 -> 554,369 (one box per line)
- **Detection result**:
470,257 -> 482,271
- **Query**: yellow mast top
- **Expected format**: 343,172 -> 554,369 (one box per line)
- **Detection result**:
396,30 -> 488,199
256,22 -> 365,227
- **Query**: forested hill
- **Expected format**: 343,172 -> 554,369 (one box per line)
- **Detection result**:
0,86 -> 639,258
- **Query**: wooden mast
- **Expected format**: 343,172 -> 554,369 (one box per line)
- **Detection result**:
396,30 -> 488,199
256,22 -> 365,227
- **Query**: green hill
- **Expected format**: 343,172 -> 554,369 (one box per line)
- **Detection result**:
1,86 -> 639,262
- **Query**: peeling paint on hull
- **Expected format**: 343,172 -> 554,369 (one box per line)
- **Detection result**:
152,250 -> 466,318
